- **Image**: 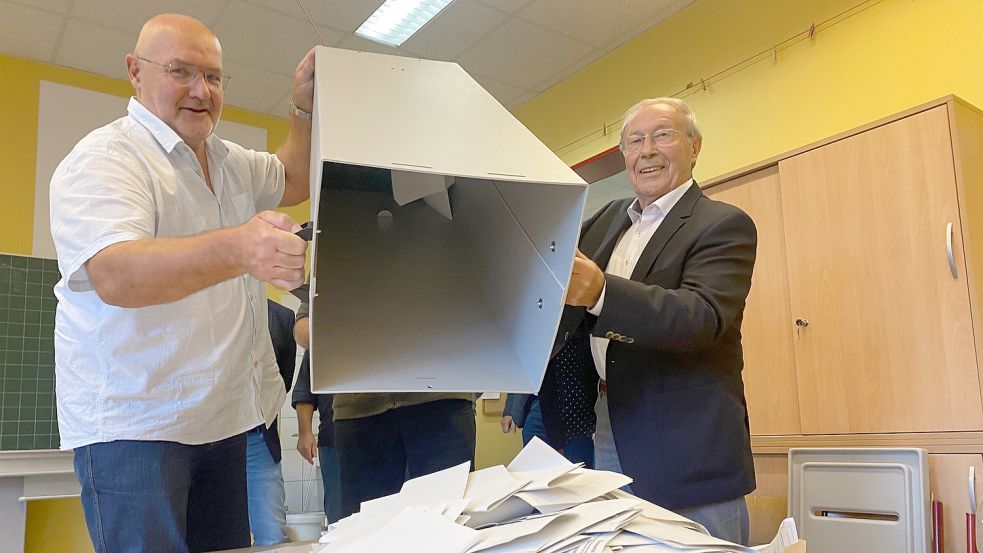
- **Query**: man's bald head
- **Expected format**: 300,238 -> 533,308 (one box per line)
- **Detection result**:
125,13 -> 225,152
134,14 -> 222,61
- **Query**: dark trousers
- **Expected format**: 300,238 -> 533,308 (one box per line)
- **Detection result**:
73,434 -> 249,553
334,399 -> 476,517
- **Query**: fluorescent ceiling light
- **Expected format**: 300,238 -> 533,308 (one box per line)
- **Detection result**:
355,0 -> 455,48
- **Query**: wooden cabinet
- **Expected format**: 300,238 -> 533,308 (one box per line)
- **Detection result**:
780,106 -> 982,434
705,167 -> 801,436
704,96 -> 983,547
705,98 -> 983,436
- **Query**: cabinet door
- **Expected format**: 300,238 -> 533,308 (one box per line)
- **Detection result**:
779,106 -> 983,434
705,167 -> 801,435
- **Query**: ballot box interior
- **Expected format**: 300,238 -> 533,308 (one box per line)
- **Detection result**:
306,46 -> 588,393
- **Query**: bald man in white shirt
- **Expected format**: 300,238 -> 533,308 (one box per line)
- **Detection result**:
50,14 -> 315,553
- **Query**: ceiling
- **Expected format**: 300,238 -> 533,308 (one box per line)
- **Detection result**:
0,0 -> 694,116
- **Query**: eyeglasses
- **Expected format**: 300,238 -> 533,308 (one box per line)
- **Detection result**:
137,56 -> 231,91
623,128 -> 683,153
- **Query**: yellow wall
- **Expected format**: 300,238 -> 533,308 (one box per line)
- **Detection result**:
476,405 -> 524,470
514,0 -> 983,176
24,499 -> 93,553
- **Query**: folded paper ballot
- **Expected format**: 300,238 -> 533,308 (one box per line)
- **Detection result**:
304,438 -> 805,553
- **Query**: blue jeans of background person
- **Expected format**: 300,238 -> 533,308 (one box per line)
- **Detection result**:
520,397 -> 548,445
560,435 -> 595,469
73,434 -> 249,553
317,445 -> 343,524
334,399 -> 476,517
246,430 -> 288,546
594,392 -> 749,544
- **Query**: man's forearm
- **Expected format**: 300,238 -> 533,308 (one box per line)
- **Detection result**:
294,316 -> 311,349
276,112 -> 312,207
86,227 -> 245,308
296,403 -> 315,434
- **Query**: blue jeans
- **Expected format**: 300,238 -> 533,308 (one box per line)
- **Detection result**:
334,399 -> 476,517
73,434 -> 249,553
594,393 -> 749,544
520,397 -> 548,445
560,435 -> 595,469
317,445 -> 342,524
524,397 -> 593,467
246,430 -> 287,546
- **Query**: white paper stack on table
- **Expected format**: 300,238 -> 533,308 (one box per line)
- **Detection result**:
300,438 -> 799,553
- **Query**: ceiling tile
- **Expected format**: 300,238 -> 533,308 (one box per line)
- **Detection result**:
221,61 -> 293,114
70,0 -> 227,31
457,18 -> 593,89
269,90 -> 293,119
472,75 -> 528,107
473,0 -> 530,14
518,0 -> 691,47
7,0 -> 71,14
244,0 -> 384,33
212,2 -> 344,75
55,19 -> 135,81
0,2 -> 65,62
401,0 -> 507,61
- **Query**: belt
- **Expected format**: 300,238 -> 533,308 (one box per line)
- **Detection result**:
599,379 -> 607,396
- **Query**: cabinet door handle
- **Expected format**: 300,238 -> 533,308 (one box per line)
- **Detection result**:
947,222 -> 958,279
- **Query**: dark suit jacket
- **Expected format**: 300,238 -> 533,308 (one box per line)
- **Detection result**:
552,182 -> 757,509
262,299 -> 297,463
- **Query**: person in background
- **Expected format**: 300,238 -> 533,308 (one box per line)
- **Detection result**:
294,302 -> 476,518
501,394 -> 546,446
292,350 -> 342,525
536,350 -> 597,469
245,299 -> 298,545
503,392 -> 594,469
541,97 -> 757,544
49,13 -> 314,553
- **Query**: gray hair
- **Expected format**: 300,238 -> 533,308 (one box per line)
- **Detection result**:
619,97 -> 702,153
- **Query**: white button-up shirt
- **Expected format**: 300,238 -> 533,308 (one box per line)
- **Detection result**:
50,98 -> 287,449
588,179 -> 695,379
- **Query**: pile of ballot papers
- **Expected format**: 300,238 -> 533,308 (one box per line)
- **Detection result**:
276,437 -> 801,553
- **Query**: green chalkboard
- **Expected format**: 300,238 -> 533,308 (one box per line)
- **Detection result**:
0,253 -> 59,450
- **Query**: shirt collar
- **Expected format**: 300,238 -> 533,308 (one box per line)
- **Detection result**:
627,178 -> 695,224
126,97 -> 229,162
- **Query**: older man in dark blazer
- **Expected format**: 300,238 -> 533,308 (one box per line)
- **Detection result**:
542,97 -> 756,544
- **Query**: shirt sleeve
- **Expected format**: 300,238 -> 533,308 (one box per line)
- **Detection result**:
587,281 -> 607,316
291,350 -> 318,409
49,140 -> 157,292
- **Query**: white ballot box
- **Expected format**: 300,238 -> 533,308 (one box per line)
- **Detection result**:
306,46 -> 588,393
